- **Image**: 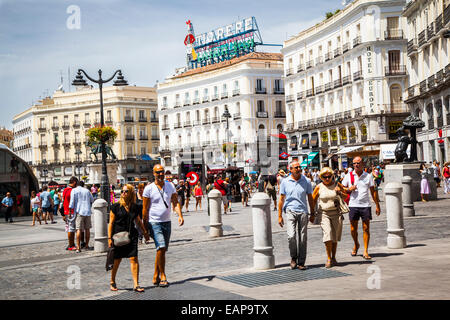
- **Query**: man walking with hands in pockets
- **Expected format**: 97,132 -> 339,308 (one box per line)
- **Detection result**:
142,164 -> 184,288
278,160 -> 315,270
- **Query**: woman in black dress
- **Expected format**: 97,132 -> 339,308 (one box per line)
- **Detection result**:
108,184 -> 149,292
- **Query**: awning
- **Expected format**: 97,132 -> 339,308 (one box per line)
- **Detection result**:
380,144 -> 411,160
336,145 -> 363,155
300,152 -> 319,168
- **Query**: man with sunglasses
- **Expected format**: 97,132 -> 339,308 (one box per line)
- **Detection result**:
278,160 -> 315,270
341,156 -> 380,260
142,164 -> 184,288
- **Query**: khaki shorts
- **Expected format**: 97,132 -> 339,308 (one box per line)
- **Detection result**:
76,215 -> 92,230
320,210 -> 343,243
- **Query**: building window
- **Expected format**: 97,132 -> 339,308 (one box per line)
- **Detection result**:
257,100 -> 265,112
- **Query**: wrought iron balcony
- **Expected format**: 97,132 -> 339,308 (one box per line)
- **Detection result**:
353,107 -> 363,117
52,142 -> 60,148
73,139 -> 82,146
286,94 -> 295,103
334,47 -> 342,58
418,30 -> 426,47
344,110 -> 352,119
73,121 -> 81,128
211,117 -> 220,123
51,124 -> 59,131
385,65 -> 407,76
221,92 -> 228,99
150,117 -> 158,123
342,75 -> 352,86
306,89 -> 314,97
306,60 -> 313,69
426,22 -> 435,39
124,116 -> 134,122
353,70 -> 363,81
139,135 -> 148,140
353,36 -> 361,48
202,118 -> 211,125
62,122 -> 70,130
83,121 -> 91,127
286,68 -> 293,76
183,100 -> 191,106
325,52 -> 332,61
233,113 -> 241,120
183,121 -> 192,127
161,103 -> 168,110
445,4 -> 450,25
427,75 -> 435,90
324,82 -> 333,92
211,94 -> 219,101
407,39 -> 418,55
161,124 -> 170,130
419,80 -> 427,94
192,98 -> 200,104
174,102 -> 181,108
202,96 -> 209,103
274,88 -> 284,94
326,115 -> 334,122
315,56 -> 324,65
255,88 -> 267,94
193,120 -> 201,126
174,122 -> 182,129
342,42 -> 350,53
297,64 -> 305,73
256,111 -> 268,118
138,117 -> 147,122
333,79 -> 342,88
125,134 -> 135,140
297,91 -> 305,100
151,135 -> 159,141
39,142 -> 48,149
232,89 -> 240,96
315,85 -> 324,94
274,111 -> 286,118
385,29 -> 403,40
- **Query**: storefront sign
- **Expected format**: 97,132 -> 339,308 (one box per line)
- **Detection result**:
361,124 -> 367,137
330,129 -> 338,141
339,127 -> 347,141
389,121 -> 403,134
349,126 -> 357,139
321,131 -> 328,142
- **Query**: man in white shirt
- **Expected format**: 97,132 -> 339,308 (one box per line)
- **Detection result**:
142,164 -> 184,288
341,156 -> 380,260
69,181 -> 94,252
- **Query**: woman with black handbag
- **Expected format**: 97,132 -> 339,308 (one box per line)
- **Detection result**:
107,184 -> 149,292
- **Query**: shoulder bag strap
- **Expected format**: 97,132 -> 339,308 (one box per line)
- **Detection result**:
155,183 -> 169,208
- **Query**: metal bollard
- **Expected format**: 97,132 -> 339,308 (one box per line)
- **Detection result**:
402,176 -> 415,217
251,192 -> 275,270
384,182 -> 407,249
92,198 -> 108,253
208,189 -> 223,237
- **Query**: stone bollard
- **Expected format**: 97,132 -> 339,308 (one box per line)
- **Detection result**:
92,198 -> 108,253
251,192 -> 275,270
384,182 -> 407,249
402,176 -> 415,217
208,189 -> 223,237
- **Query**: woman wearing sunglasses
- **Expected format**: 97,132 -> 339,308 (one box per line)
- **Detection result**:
108,184 -> 149,292
311,167 -> 347,268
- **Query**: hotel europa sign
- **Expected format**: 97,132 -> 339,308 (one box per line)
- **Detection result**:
365,45 -> 376,114
184,17 -> 263,69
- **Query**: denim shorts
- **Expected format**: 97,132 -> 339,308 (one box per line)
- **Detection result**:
148,221 -> 171,251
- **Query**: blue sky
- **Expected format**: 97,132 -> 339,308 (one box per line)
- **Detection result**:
0,0 -> 340,129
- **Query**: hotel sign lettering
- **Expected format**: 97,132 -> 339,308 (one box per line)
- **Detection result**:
366,46 -> 376,113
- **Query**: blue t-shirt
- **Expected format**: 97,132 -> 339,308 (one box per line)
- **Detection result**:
40,191 -> 52,208
2,197 -> 14,207
280,175 -> 313,214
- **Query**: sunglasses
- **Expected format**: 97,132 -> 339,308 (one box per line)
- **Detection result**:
353,162 -> 362,165
154,171 -> 165,175
322,175 -> 332,179
291,166 -> 300,169
122,189 -> 129,193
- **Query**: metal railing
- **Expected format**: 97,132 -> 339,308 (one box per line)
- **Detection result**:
221,92 -> 228,99
124,116 -> 134,122
297,91 -> 305,100
256,111 -> 268,118
342,75 -> 352,85
353,70 -> 363,81
125,134 -> 135,140
353,36 -> 361,48
407,38 -> 418,55
233,113 -> 241,120
418,30 -> 426,47
343,42 -> 350,52
333,79 -> 342,88
184,121 -> 192,127
274,88 -> 284,94
324,82 -> 333,91
334,47 -> 342,58
255,88 -> 267,94
138,117 -> 147,122
315,85 -> 324,94
325,52 -> 332,61
420,80 -> 427,94
233,89 -> 240,96
385,65 -> 407,76
297,64 -> 305,72
306,89 -> 314,97
286,94 -> 295,103
306,60 -> 313,69
385,29 -> 403,40
274,111 -> 286,118
286,68 -> 293,76
139,135 -> 148,140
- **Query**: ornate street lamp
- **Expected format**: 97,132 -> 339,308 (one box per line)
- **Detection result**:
72,69 -> 128,206
222,106 -> 232,169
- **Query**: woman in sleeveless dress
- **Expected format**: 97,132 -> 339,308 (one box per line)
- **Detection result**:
108,184 -> 149,292
311,167 -> 347,268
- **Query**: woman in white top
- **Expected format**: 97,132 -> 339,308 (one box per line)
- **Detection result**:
420,163 -> 430,202
30,191 -> 42,226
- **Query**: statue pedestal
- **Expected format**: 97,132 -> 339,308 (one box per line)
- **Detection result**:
384,163 -> 437,202
87,163 -> 119,186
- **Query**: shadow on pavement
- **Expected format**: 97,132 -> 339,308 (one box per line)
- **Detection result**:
405,243 -> 427,248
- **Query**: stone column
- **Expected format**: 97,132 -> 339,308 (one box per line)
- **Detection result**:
384,182 -> 407,249
251,192 -> 275,270
402,176 -> 415,217
92,198 -> 108,253
208,189 -> 223,237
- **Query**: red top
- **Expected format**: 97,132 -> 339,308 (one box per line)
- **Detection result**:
194,186 -> 203,197
444,167 -> 450,179
214,179 -> 226,196
63,187 -> 74,216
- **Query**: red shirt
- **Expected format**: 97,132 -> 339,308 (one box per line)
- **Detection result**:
63,187 -> 74,215
214,179 -> 226,196
444,167 -> 450,179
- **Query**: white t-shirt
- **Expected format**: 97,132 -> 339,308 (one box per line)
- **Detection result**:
342,171 -> 374,208
31,196 -> 41,209
143,182 -> 177,223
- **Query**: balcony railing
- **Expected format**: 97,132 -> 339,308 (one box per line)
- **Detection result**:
334,47 -> 342,58
385,29 -> 403,40
324,82 -> 333,92
202,118 -> 211,125
382,103 -> 409,113
51,124 -> 59,131
306,60 -> 313,69
333,79 -> 342,88
183,100 -> 191,106
221,92 -> 228,99
297,120 -> 307,129
151,135 -> 159,141
232,89 -> 240,96
343,42 -> 350,53
436,69 -> 444,84
125,134 -> 135,140
192,97 -> 200,104
325,52 -> 332,61
418,30 -> 426,47
39,142 -> 48,148
273,88 -> 284,94
83,121 -> 91,127
73,139 -> 82,145
193,120 -> 201,126
420,80 -> 427,94
161,124 -> 170,130
138,117 -> 147,122
297,91 -> 305,100
139,135 -> 148,140
174,102 -> 181,108
202,96 -> 209,103
73,121 -> 80,128
174,122 -> 182,129
385,65 -> 407,76
426,22 -> 435,39
353,70 -> 363,81
274,111 -> 286,118
445,4 -> 450,25
297,64 -> 305,72
286,68 -> 293,76
124,116 -> 134,122
286,94 -> 295,103
315,56 -> 323,65
342,75 -> 352,86
161,103 -> 168,110
255,88 -> 267,94
211,94 -> 219,101
256,111 -> 268,118
184,121 -> 192,127
211,117 -> 220,123
233,113 -> 241,120
150,117 -> 158,123
315,85 -> 324,94
435,14 -> 443,33
353,36 -> 361,48
306,89 -> 314,97
62,122 -> 70,129
407,38 -> 418,55
427,75 -> 435,90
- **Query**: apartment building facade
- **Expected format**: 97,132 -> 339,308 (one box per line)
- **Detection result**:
13,86 -> 159,186
158,52 -> 285,178
404,0 -> 450,163
282,0 -> 409,169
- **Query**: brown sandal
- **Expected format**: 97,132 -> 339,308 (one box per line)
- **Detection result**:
133,286 -> 145,292
110,283 -> 118,291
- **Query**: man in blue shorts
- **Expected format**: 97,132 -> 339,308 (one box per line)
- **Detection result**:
342,156 -> 381,260
142,164 -> 184,288
40,186 -> 55,224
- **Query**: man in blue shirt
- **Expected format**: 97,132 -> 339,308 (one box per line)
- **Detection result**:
1,192 -> 14,223
40,186 -> 55,224
69,181 -> 94,252
278,160 -> 315,270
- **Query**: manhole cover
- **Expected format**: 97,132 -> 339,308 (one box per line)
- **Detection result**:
218,267 -> 351,288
